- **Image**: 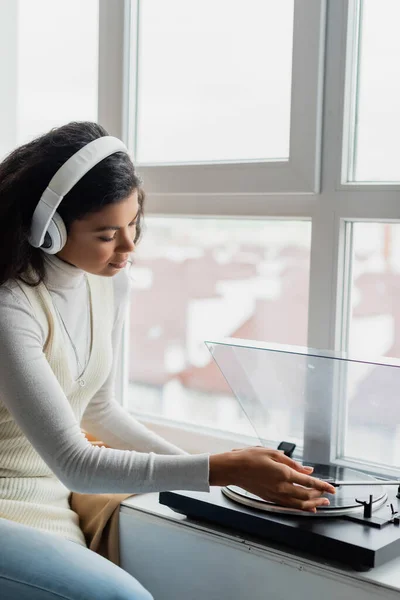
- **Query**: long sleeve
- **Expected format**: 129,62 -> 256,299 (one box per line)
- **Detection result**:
0,284 -> 210,494
81,270 -> 186,455
82,397 -> 187,455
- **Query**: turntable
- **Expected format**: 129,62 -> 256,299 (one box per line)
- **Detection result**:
159,339 -> 400,570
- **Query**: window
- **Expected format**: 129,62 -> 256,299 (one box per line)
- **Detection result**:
346,0 -> 400,183
81,1 -> 400,468
127,217 -> 311,436
341,356 -> 400,471
4,0 -> 400,472
127,0 -> 325,196
0,0 -> 98,158
135,0 -> 294,164
327,220 -> 400,475
348,223 -> 400,359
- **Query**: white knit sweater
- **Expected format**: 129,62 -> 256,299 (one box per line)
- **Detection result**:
0,254 -> 209,545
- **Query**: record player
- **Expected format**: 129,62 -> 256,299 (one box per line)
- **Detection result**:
160,339 -> 400,571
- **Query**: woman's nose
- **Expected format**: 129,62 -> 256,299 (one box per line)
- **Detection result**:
117,233 -> 135,253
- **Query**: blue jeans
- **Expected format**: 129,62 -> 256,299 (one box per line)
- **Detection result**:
0,518 -> 153,600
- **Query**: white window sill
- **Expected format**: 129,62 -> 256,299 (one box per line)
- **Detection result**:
136,413 -> 260,455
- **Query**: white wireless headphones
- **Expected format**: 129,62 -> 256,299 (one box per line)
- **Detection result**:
29,136 -> 129,254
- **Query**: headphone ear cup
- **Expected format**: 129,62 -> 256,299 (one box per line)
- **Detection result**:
40,212 -> 67,254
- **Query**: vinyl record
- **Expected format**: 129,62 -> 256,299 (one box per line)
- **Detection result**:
223,464 -> 388,517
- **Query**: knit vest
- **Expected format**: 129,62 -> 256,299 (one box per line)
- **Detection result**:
0,273 -> 114,545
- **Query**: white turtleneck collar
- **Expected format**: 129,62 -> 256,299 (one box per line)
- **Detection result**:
42,252 -> 86,291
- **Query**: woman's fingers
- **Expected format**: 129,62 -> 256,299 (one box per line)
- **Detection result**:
267,451 -> 335,494
297,465 -> 314,474
290,470 -> 336,495
271,451 -> 308,472
274,451 -> 315,474
271,450 -> 312,471
278,484 -> 325,501
265,491 -> 331,512
228,447 -> 336,511
291,496 -> 330,512
232,447 -> 313,476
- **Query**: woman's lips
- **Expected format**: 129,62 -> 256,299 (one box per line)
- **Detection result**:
109,260 -> 128,269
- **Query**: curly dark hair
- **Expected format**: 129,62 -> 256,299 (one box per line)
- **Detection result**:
0,121 -> 144,286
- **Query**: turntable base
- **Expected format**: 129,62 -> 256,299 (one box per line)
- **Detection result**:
159,468 -> 400,570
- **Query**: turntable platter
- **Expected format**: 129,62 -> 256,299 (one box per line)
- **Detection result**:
223,464 -> 388,516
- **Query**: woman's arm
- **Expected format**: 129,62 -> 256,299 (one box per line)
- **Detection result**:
82,394 -> 187,455
0,284 -> 335,510
0,285 -> 208,494
81,271 -> 185,455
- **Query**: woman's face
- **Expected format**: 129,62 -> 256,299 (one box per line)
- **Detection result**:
56,189 -> 140,276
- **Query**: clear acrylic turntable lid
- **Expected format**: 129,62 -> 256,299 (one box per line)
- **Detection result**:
205,338 -> 400,467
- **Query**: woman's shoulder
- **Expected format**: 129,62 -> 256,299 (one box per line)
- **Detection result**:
0,280 -> 45,343
0,279 -> 34,310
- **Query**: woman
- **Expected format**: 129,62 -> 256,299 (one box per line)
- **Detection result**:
0,122 -> 335,599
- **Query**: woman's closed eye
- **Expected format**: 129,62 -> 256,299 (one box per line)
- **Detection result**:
99,234 -> 117,243
98,221 -> 137,243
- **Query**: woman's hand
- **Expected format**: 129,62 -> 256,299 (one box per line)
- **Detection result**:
209,447 -> 336,513
82,430 -> 109,448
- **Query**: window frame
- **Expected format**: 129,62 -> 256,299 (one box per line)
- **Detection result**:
339,0 -> 400,190
125,0 -> 326,200
98,0 -> 400,471
0,1 -> 18,158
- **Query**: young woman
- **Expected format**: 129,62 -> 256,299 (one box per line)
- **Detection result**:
0,122 -> 335,599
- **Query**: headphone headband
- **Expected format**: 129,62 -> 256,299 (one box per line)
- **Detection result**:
29,136 -> 128,250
